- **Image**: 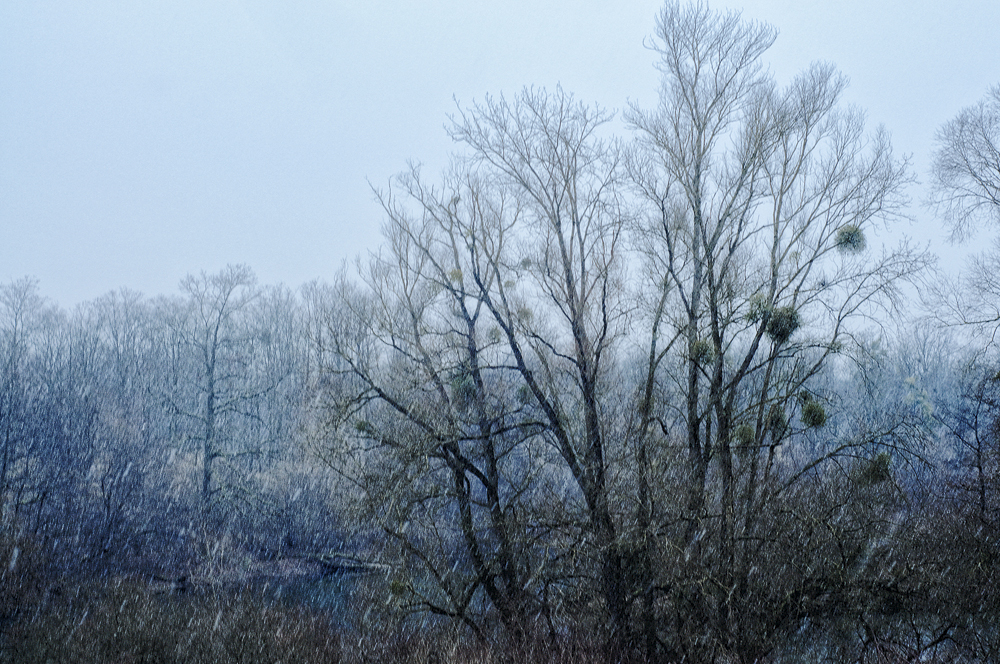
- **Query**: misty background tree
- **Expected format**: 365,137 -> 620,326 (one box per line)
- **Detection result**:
928,84 -> 1000,240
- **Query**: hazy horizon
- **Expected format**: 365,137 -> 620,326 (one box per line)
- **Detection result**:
3,0 -> 998,307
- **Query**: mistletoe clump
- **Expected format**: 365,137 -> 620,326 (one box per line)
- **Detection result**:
835,224 -> 866,253
766,306 -> 800,344
801,400 -> 827,428
690,338 -> 715,364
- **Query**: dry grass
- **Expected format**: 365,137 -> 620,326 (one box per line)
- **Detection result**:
0,571 -> 628,664
3,579 -> 341,663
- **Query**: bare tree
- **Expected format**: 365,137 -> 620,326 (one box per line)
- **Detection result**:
79,290 -> 160,558
178,265 -> 257,505
312,87 -> 634,645
624,1 -> 930,659
0,285 -> 120,565
449,87 -> 634,642
156,265 -> 293,512
0,278 -> 46,524
0,282 -> 96,544
922,87 -> 1000,354
928,84 -> 1000,240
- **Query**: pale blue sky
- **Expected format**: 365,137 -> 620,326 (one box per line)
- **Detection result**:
2,0 -> 998,305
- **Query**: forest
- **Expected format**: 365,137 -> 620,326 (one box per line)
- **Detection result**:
3,2 -> 1000,662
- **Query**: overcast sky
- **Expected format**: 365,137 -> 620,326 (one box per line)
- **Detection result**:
2,0 -> 999,306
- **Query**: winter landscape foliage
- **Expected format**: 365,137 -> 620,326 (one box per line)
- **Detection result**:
3,2 -> 1000,662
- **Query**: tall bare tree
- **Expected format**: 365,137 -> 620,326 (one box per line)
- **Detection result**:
625,1 -> 929,659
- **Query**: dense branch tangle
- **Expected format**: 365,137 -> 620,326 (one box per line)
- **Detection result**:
314,3 -> 930,659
